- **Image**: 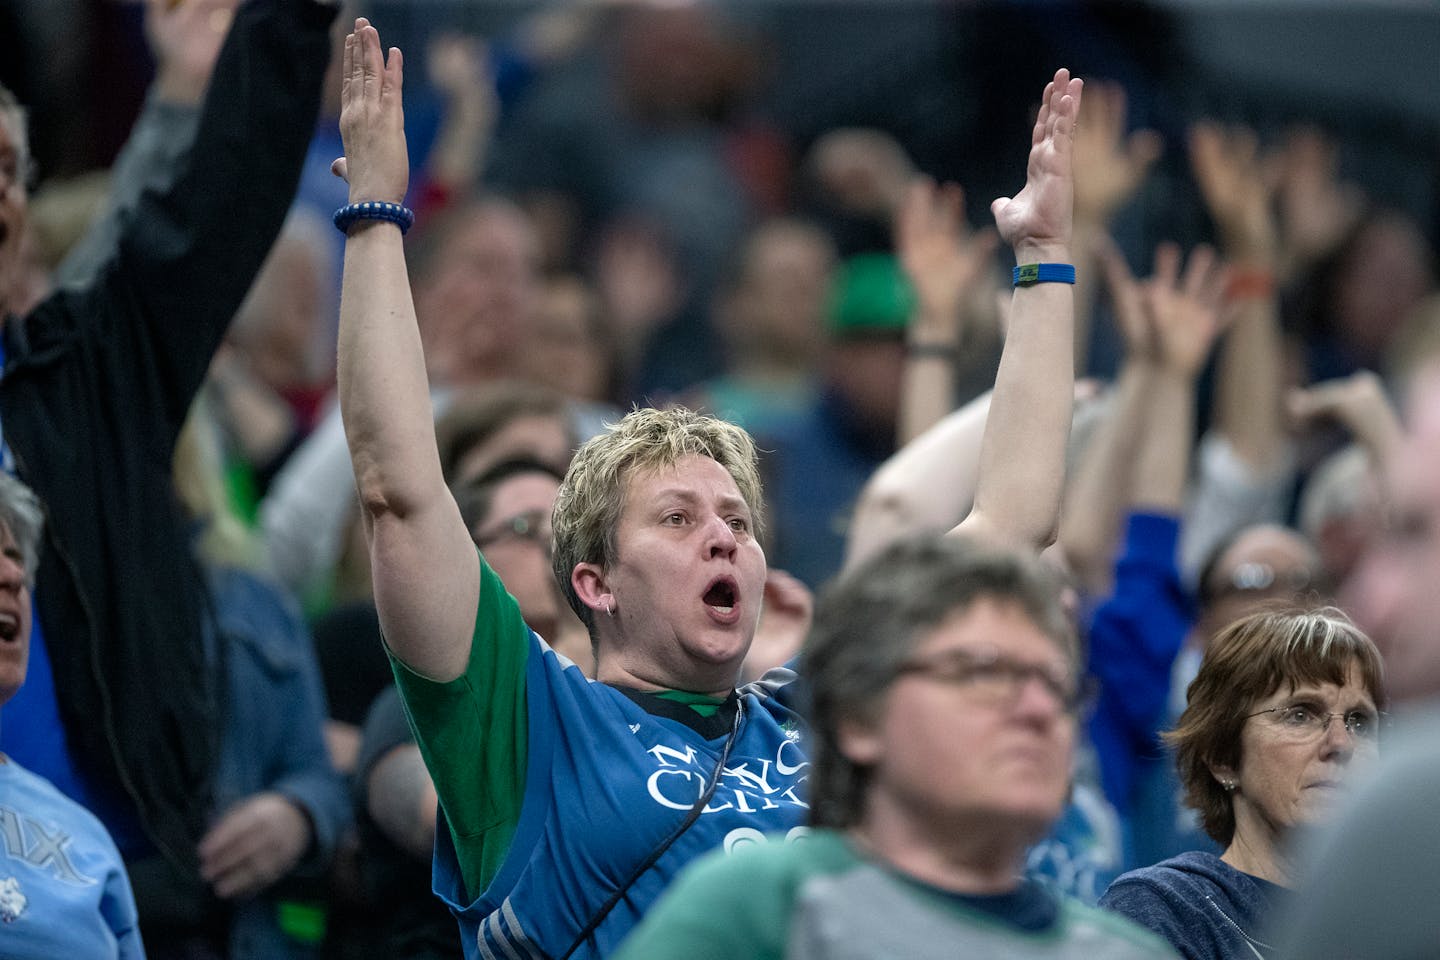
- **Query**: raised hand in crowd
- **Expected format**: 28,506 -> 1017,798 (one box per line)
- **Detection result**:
427,32 -> 495,121
1267,125 -> 1365,282
990,72 -> 1081,261
1136,243 -> 1229,381
1188,121 -> 1278,267
897,177 -> 998,334
1105,236 -> 1230,403
1123,241 -> 1229,515
842,77 -> 1086,566
1069,80 -> 1163,370
146,0 -> 242,105
1076,241 -> 1230,823
1060,240 -> 1228,590
331,18 -> 481,684
1288,369 -> 1403,467
1101,236 -> 1159,362
894,175 -> 998,443
809,127 -> 917,222
54,0 -> 246,287
420,32 -> 498,205
332,24 -> 408,209
1186,119 -> 1290,553
1071,81 -> 1163,231
954,68 -> 1082,551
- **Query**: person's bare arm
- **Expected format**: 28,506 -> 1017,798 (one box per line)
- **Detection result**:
335,20 -> 479,681
845,390 -> 992,572
1058,236 -> 1159,592
1069,80 -> 1162,373
1129,243 -> 1228,513
894,177 -> 998,445
952,69 -> 1082,550
1058,372 -> 1153,594
1190,122 -> 1288,473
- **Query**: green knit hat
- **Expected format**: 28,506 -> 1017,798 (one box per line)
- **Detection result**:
827,252 -> 915,338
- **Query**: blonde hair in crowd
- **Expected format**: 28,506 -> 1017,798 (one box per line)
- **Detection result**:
550,406 -> 764,634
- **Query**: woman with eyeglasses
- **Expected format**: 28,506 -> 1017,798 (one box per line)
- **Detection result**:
1099,607 -> 1385,959
615,535 -> 1175,960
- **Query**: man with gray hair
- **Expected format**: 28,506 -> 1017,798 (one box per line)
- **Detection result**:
0,0 -> 337,888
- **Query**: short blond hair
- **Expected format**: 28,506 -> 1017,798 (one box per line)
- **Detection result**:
551,407 -> 764,634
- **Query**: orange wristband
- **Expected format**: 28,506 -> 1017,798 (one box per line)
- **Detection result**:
1226,268 -> 1276,302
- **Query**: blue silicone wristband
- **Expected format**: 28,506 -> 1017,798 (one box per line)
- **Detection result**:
333,200 -> 415,236
1012,263 -> 1077,287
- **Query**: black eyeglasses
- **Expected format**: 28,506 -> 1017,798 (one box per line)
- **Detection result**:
473,509 -> 552,554
1244,704 -> 1383,743
895,646 -> 1091,714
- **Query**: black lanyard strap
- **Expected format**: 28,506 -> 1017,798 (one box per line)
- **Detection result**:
557,700 -> 744,960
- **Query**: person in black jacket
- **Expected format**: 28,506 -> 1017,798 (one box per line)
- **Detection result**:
0,0 -> 338,896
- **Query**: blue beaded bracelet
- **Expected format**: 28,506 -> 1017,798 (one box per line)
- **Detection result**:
333,200 -> 415,236
1012,263 -> 1077,287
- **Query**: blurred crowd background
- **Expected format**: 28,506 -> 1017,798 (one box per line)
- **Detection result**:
3,2 -> 1440,956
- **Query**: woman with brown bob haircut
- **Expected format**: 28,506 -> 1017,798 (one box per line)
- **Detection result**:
1100,607 -> 1385,960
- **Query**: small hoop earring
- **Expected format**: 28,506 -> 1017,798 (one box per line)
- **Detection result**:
605,601 -> 614,618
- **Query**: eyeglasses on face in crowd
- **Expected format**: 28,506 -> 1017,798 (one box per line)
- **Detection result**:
1244,703 -> 1383,743
473,508 -> 552,553
1212,562 -> 1318,600
894,645 -> 1091,714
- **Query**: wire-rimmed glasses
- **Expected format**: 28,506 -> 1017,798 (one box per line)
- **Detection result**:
1244,703 -> 1383,743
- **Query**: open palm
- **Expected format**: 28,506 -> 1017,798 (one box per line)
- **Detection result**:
992,69 -> 1083,260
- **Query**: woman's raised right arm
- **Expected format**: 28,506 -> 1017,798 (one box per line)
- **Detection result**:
335,19 -> 478,681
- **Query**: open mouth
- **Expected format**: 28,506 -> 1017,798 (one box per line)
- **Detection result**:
0,612 -> 18,643
702,577 -> 738,617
